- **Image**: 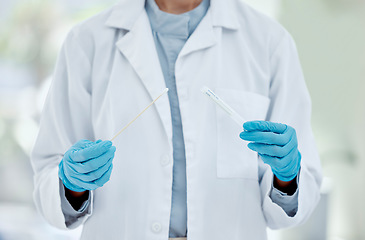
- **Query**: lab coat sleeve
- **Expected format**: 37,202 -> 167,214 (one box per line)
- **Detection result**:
59,180 -> 93,228
269,174 -> 300,217
259,31 -> 323,229
30,26 -> 95,229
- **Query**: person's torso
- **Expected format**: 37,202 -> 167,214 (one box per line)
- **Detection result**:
73,0 -> 286,238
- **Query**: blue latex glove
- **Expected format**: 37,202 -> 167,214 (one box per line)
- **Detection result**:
239,121 -> 301,182
59,139 -> 116,192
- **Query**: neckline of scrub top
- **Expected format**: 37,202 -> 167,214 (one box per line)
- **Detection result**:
145,0 -> 210,38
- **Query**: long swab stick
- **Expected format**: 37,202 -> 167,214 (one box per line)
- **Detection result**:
110,88 -> 169,141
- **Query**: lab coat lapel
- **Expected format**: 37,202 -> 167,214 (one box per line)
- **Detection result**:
177,0 -> 239,58
178,9 -> 217,58
115,10 -> 173,143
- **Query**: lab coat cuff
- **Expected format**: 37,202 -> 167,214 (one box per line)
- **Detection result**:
261,164 -> 320,229
270,171 -> 300,217
271,170 -> 300,196
59,179 -> 93,229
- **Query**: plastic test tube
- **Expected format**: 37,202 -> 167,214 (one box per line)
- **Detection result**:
201,86 -> 246,127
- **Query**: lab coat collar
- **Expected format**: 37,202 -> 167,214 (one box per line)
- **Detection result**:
108,0 -> 238,147
105,0 -> 239,31
114,11 -> 173,146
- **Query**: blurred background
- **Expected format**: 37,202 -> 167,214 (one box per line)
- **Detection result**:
0,0 -> 364,239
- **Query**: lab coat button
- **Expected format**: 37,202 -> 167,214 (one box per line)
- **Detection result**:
151,222 -> 162,233
160,155 -> 170,166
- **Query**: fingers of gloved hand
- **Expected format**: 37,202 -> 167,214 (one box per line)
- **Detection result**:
64,155 -> 113,190
69,139 -> 104,157
286,127 -> 298,147
259,149 -> 301,179
62,174 -> 87,192
258,154 -> 287,170
240,130 -> 291,146
247,142 -> 293,158
71,156 -> 113,182
68,175 -> 99,191
273,154 -> 301,182
58,163 -> 86,192
68,146 -> 116,174
243,121 -> 287,134
71,140 -> 113,163
273,169 -> 298,182
69,139 -> 95,151
93,164 -> 113,187
279,149 -> 301,175
272,150 -> 298,172
278,159 -> 300,178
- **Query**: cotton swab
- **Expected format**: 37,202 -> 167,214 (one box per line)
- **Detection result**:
110,88 -> 169,141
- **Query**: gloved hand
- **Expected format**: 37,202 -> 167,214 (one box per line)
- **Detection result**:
239,121 -> 301,182
59,139 -> 116,192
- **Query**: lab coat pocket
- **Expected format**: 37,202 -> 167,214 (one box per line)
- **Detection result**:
215,88 -> 271,179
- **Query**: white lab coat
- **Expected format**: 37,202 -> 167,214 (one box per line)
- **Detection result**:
31,0 -> 322,239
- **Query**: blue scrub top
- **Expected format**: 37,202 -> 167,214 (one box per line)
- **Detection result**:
145,0 -> 210,237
